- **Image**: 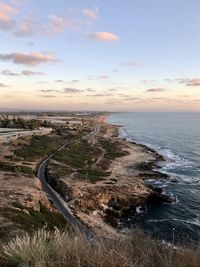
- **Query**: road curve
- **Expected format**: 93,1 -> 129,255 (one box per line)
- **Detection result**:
37,141 -> 95,241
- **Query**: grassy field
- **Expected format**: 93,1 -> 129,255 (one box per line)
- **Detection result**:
1,228 -> 200,267
0,162 -> 34,176
14,134 -> 68,162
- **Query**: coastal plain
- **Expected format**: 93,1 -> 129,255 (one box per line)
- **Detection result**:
0,113 -> 168,240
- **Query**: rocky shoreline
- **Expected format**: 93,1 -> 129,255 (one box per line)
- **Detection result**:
45,119 -> 175,237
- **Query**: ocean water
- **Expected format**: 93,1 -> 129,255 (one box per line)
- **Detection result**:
108,112 -> 200,244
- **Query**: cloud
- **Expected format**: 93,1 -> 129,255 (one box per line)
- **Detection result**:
0,3 -> 17,30
1,69 -> 20,76
83,7 -> 99,20
1,69 -> 45,76
0,3 -> 17,22
40,95 -> 56,98
185,79 -> 200,86
123,97 -> 140,101
38,88 -> 84,94
14,21 -> 33,36
71,79 -> 80,83
145,88 -> 167,92
22,70 -> 45,76
0,52 -> 57,66
0,83 -> 9,87
86,88 -> 96,92
100,75 -> 109,79
38,89 -> 58,93
55,80 -> 65,83
120,62 -> 140,67
112,69 -> 119,72
47,15 -> 75,34
89,32 -> 120,42
87,93 -> 105,97
63,88 -> 84,94
142,79 -> 157,83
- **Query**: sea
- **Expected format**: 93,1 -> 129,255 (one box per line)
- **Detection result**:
108,112 -> 200,245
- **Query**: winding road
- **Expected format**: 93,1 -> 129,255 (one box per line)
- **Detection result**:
37,140 -> 95,241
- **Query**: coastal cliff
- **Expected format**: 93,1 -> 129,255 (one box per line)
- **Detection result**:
45,118 -> 172,236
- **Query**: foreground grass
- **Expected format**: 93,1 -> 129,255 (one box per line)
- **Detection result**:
1,228 -> 200,267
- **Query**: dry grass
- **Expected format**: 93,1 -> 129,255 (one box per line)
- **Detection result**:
1,228 -> 200,267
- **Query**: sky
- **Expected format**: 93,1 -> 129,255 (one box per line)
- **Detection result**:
0,0 -> 200,111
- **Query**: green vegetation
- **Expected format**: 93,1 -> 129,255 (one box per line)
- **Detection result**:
50,138 -> 111,183
0,117 -> 52,130
54,139 -> 95,169
2,228 -> 200,267
48,162 -> 73,177
78,169 -> 110,183
0,202 -> 69,236
100,139 -> 128,160
14,134 -> 69,161
0,162 -> 34,176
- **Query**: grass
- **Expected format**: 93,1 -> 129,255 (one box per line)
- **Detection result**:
2,228 -> 200,267
54,139 -> 95,169
48,162 -> 73,177
14,134 -> 69,162
78,169 -> 110,183
50,138 -> 112,183
0,202 -> 69,237
0,162 -> 34,176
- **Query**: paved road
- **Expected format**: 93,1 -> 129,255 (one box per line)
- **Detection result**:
37,141 -> 95,241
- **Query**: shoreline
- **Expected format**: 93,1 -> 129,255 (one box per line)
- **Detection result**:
62,117 -> 174,237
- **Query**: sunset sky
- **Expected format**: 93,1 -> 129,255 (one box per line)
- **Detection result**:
0,0 -> 200,111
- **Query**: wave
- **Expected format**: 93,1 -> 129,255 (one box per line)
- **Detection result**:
119,127 -> 199,183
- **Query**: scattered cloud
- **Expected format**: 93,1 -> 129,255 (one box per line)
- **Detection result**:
55,80 -> 65,83
165,78 -> 200,86
38,88 -> 85,94
0,83 -> 9,87
112,69 -> 119,72
63,88 -> 84,94
0,3 -> 17,30
38,89 -> 58,93
89,31 -> 120,42
87,93 -> 105,97
86,88 -> 96,92
185,79 -> 200,86
0,52 -> 57,66
100,75 -> 109,79
1,69 -> 20,76
22,70 -> 45,76
40,95 -> 56,98
1,69 -> 45,76
123,97 -> 140,101
165,79 -> 173,83
14,16 -> 35,37
142,79 -> 157,83
83,7 -> 99,20
71,79 -> 80,83
47,15 -> 75,34
120,62 -> 140,67
145,88 -> 167,93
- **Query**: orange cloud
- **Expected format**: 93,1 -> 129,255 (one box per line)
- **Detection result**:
83,7 -> 99,20
48,15 -> 75,34
90,32 -> 120,42
0,52 -> 57,66
0,3 -> 17,22
14,21 -> 33,36
186,79 -> 200,86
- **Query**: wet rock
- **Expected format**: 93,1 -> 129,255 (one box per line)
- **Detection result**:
148,185 -> 176,204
